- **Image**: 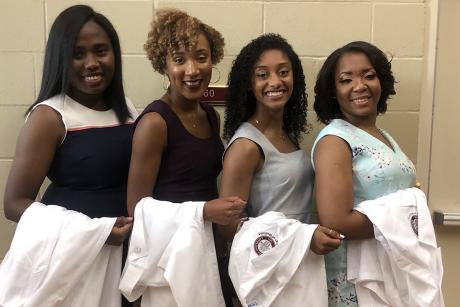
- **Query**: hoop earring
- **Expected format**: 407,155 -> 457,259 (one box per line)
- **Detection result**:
210,66 -> 221,84
163,75 -> 170,90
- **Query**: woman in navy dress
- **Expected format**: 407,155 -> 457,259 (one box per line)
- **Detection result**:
4,5 -> 137,305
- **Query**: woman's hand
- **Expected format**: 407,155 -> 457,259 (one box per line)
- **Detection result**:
203,196 -> 247,225
105,216 -> 133,246
310,225 -> 343,255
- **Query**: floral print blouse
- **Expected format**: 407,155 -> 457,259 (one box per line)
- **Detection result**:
311,119 -> 416,306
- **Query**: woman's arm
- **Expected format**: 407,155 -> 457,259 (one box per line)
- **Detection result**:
313,135 -> 374,240
127,112 -> 166,217
3,106 -> 64,222
218,138 -> 262,240
127,111 -> 246,224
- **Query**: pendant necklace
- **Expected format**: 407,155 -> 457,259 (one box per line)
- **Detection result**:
254,119 -> 287,141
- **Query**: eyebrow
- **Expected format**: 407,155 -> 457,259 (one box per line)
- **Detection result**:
338,67 -> 375,75
73,42 -> 110,48
171,48 -> 209,56
254,62 -> 290,69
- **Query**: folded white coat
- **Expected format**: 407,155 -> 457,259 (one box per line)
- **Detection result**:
347,187 -> 444,307
229,211 -> 328,307
0,202 -> 121,307
119,197 -> 225,307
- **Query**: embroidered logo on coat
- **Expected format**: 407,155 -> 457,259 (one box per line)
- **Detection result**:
409,212 -> 418,236
254,232 -> 278,255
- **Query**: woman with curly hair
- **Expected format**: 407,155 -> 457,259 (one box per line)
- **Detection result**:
220,34 -> 342,253
127,8 -> 245,306
311,41 -> 416,306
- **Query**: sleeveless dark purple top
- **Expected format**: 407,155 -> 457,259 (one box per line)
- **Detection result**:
134,100 -> 224,203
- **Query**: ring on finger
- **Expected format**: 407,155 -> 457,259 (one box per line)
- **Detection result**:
329,229 -> 333,235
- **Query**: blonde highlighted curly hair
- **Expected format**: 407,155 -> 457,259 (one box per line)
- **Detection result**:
144,8 -> 225,74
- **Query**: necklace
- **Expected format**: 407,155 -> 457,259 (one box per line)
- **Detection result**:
163,94 -> 201,129
188,106 -> 200,129
253,119 -> 288,141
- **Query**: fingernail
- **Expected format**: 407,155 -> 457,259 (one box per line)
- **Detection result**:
339,234 -> 345,239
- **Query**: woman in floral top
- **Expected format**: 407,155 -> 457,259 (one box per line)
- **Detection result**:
311,41 -> 416,306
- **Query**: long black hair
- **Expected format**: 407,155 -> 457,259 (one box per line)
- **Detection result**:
224,33 -> 308,146
314,41 -> 395,124
28,5 -> 131,122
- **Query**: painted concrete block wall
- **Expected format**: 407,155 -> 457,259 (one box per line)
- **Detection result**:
0,0 -> 426,258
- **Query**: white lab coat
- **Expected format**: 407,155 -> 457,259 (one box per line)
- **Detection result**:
119,197 -> 225,307
347,188 -> 444,307
0,202 -> 121,307
229,211 -> 328,307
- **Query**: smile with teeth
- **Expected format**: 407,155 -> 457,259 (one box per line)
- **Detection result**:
184,80 -> 201,87
351,96 -> 370,104
265,90 -> 285,97
84,75 -> 102,82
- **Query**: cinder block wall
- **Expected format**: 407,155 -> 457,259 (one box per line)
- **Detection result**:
0,0 -> 426,258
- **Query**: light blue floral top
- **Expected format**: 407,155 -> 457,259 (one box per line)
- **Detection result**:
311,119 -> 416,306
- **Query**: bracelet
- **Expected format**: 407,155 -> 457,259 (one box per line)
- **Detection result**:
236,217 -> 249,233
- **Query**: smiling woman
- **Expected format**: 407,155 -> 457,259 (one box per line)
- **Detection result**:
220,32 -> 341,250
2,4 -> 138,306
126,8 -> 245,307
67,20 -> 115,108
250,49 -> 294,113
219,33 -> 342,305
312,41 -> 415,306
334,52 -> 382,126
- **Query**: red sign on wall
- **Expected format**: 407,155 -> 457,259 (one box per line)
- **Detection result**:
201,85 -> 227,106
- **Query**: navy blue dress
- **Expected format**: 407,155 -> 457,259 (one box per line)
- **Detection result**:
32,94 -> 137,218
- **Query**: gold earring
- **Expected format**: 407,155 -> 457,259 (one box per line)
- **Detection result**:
163,75 -> 170,90
210,66 -> 221,84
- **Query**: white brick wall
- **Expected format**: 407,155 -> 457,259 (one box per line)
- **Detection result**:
0,0 -> 427,258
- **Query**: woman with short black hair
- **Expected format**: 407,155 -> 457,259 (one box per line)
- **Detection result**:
312,41 -> 415,306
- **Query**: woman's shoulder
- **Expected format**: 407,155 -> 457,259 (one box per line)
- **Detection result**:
142,99 -> 169,113
26,95 -> 66,126
317,119 -> 362,143
28,95 -> 65,115
228,123 -> 263,145
225,123 -> 268,160
223,130 -> 263,167
24,98 -> 66,144
311,119 -> 355,155
133,100 -> 170,130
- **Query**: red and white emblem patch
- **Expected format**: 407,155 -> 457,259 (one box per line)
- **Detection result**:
254,232 -> 278,255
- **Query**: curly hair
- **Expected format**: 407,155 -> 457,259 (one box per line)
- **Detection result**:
314,41 -> 396,124
224,33 -> 308,147
144,8 -> 225,74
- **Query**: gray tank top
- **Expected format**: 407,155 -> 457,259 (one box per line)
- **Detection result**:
225,122 -> 313,222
